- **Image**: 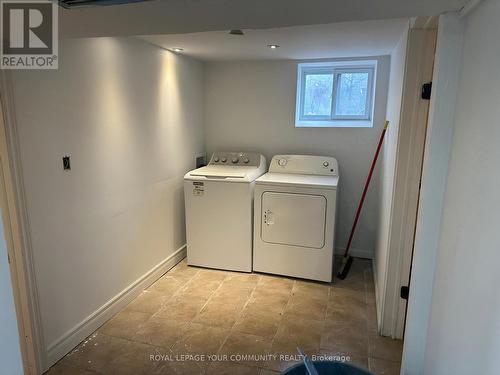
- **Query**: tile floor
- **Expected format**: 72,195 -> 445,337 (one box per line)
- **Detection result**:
46,257 -> 403,375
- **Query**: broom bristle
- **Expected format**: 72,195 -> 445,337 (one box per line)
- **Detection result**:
337,256 -> 353,280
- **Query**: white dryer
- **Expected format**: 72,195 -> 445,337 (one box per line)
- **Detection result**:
184,152 -> 266,272
253,155 -> 339,282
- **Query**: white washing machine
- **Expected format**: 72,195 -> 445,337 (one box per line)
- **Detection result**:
253,155 -> 339,282
184,152 -> 266,272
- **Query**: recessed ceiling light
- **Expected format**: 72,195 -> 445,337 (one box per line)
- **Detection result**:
229,29 -> 244,35
171,48 -> 184,52
267,44 -> 280,49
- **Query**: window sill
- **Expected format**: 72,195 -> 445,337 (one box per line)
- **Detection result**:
295,120 -> 373,128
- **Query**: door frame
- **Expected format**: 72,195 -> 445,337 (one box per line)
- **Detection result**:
0,72 -> 46,374
379,26 -> 437,339
401,13 -> 466,373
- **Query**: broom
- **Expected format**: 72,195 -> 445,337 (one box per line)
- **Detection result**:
337,120 -> 389,280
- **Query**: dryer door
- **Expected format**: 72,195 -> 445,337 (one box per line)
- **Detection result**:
261,192 -> 326,249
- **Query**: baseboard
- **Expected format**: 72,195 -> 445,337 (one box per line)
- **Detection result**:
335,246 -> 373,259
46,245 -> 187,368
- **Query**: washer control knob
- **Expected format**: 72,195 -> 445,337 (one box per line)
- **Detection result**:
323,161 -> 329,167
213,157 -> 220,162
232,158 -> 239,164
243,158 -> 250,164
278,159 -> 287,167
221,157 -> 227,163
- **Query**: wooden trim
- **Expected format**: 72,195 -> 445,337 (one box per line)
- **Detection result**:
380,28 -> 437,338
0,72 -> 45,374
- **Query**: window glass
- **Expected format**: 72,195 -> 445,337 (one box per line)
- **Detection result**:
303,73 -> 334,117
335,72 -> 369,116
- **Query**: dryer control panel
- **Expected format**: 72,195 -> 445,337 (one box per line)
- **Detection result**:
209,152 -> 263,167
269,155 -> 338,176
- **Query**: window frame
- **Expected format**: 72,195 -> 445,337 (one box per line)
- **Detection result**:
295,60 -> 377,128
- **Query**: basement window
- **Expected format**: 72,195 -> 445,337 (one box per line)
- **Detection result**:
295,61 -> 376,128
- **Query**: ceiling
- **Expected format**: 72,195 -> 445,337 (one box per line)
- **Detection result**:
59,0 -> 468,38
139,19 -> 410,61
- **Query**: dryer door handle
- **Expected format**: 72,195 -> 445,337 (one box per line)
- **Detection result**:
264,210 -> 275,225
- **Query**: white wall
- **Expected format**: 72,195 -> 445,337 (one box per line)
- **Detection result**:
374,27 -> 408,331
10,37 -> 204,363
0,215 -> 24,375
204,57 -> 390,257
422,1 -> 500,373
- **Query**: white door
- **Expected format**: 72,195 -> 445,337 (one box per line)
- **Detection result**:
261,192 -> 326,249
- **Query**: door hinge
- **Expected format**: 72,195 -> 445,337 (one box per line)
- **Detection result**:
399,286 -> 410,300
400,286 -> 410,300
421,82 -> 432,100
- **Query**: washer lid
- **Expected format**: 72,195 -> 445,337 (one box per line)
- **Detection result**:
190,165 -> 247,178
185,165 -> 265,182
255,172 -> 338,190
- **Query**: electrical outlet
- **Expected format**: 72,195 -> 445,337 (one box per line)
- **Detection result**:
195,154 -> 206,168
62,155 -> 71,170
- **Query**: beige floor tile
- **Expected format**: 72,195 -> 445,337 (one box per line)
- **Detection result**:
175,280 -> 221,300
259,369 -> 281,375
205,361 -> 258,375
218,280 -> 258,297
133,316 -> 189,349
366,303 -> 379,335
274,315 -> 324,352
225,272 -> 261,284
102,341 -> 166,375
320,320 -> 369,356
233,308 -> 283,338
241,303 -> 285,320
246,293 -> 289,314
125,290 -> 170,314
155,296 -> 207,323
54,258 -> 391,375
171,322 -> 229,356
147,274 -> 188,295
192,268 -> 228,282
369,357 -> 401,375
213,283 -> 255,301
326,299 -> 368,324
155,359 -> 205,375
364,268 -> 375,287
368,335 -> 403,362
168,264 -> 201,279
61,333 -> 133,373
292,281 -> 330,300
330,287 -> 366,304
284,295 -> 328,321
193,297 -> 245,327
219,332 -> 273,367
99,310 -> 151,340
44,362 -> 99,375
258,275 -> 295,291
252,285 -> 292,300
333,274 -> 366,291
323,312 -> 368,334
366,291 -> 376,306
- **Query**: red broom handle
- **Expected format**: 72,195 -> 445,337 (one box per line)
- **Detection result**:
343,121 -> 389,258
